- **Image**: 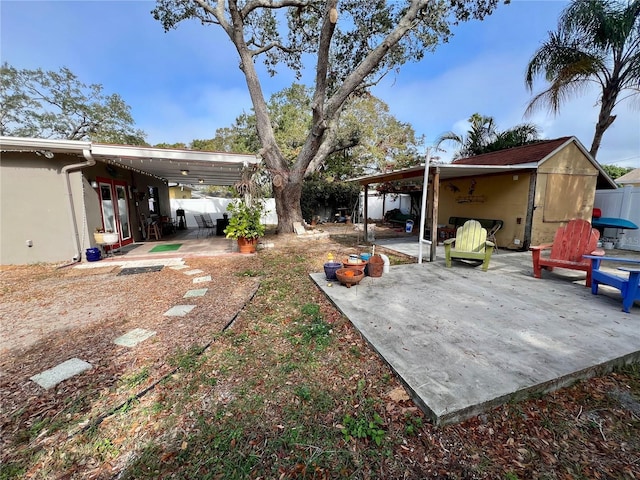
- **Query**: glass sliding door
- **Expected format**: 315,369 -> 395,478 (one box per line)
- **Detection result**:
114,182 -> 131,242
96,177 -> 134,247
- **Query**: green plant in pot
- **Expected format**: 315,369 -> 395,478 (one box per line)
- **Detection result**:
224,199 -> 266,254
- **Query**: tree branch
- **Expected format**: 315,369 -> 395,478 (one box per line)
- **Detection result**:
241,0 -> 309,18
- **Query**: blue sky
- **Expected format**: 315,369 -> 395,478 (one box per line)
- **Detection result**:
1,0 -> 638,167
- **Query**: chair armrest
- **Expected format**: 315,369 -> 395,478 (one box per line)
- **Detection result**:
530,243 -> 552,252
485,241 -> 495,248
443,238 -> 456,246
590,249 -> 605,256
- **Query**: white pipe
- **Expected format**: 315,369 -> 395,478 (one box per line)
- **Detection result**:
418,151 -> 431,264
379,253 -> 390,273
61,149 -> 96,263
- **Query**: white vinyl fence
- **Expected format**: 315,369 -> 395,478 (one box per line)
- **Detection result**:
169,197 -> 277,229
358,192 -> 411,220
594,185 -> 640,251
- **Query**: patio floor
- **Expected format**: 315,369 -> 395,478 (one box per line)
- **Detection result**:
311,243 -> 640,425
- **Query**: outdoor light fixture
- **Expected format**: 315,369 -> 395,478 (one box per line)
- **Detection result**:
180,169 -> 189,176
90,180 -> 99,188
198,178 -> 204,184
35,150 -> 55,159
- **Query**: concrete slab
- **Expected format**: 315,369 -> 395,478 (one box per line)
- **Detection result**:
164,305 -> 196,317
30,358 -> 93,389
184,288 -> 208,298
310,251 -> 640,425
193,275 -> 212,284
169,265 -> 189,270
114,328 -> 157,347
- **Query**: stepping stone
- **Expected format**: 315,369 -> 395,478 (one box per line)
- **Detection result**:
184,269 -> 204,276
114,328 -> 156,347
193,275 -> 212,284
169,265 -> 189,270
30,358 -> 93,389
184,288 -> 208,298
118,265 -> 163,276
164,305 -> 196,317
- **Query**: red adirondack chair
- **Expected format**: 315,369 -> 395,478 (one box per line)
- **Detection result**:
530,219 -> 604,287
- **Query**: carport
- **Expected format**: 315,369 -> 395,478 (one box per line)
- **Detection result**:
351,162 -> 531,261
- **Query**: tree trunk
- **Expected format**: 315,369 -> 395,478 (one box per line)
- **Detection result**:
273,177 -> 304,234
589,84 -> 618,159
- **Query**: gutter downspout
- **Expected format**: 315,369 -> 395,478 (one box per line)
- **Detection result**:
61,148 -> 96,263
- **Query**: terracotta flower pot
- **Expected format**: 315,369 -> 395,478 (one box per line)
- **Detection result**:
368,254 -> 384,277
237,237 -> 258,254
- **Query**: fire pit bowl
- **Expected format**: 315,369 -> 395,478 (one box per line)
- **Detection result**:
335,268 -> 364,288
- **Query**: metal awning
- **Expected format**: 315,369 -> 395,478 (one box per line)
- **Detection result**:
349,163 -> 537,186
0,136 -> 260,186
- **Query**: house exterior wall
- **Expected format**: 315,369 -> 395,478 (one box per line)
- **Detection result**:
169,186 -> 192,199
0,152 -> 173,265
437,172 -> 532,249
530,142 -> 598,246
0,152 -> 86,264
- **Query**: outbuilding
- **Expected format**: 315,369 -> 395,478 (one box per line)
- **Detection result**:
352,137 -> 617,260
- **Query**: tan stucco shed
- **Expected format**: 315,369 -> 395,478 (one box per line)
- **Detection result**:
351,137 -> 617,260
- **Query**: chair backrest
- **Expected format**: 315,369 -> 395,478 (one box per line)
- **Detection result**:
194,214 -> 205,228
455,220 -> 488,252
549,219 -> 600,262
201,213 -> 215,227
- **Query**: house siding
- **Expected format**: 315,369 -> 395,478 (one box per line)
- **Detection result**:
531,143 -> 598,245
438,172 -> 532,249
0,152 -> 85,264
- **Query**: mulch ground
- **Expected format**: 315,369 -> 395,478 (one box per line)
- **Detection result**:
0,256 -> 258,456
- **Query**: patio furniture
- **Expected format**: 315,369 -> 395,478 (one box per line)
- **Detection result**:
444,220 -> 495,271
201,213 -> 216,229
530,218 -> 602,287
486,222 -> 502,253
194,214 -> 215,237
140,213 -> 161,241
583,255 -> 640,313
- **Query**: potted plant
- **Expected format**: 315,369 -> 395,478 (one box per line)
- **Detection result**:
224,199 -> 266,254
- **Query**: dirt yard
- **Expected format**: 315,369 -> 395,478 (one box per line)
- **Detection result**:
0,255 -> 259,452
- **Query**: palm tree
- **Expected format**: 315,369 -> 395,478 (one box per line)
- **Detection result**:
436,113 -> 540,159
525,0 -> 640,159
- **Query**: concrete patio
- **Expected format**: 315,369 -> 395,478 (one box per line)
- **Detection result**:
310,243 -> 640,425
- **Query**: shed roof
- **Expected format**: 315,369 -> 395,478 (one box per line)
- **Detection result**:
349,136 -> 617,189
451,137 -> 572,166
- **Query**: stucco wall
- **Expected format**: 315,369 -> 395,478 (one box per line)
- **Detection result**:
1,153 -> 173,264
437,172 -> 532,249
0,152 -> 85,264
531,143 -> 598,246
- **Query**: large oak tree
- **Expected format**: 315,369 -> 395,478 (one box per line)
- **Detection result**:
153,0 -> 502,233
